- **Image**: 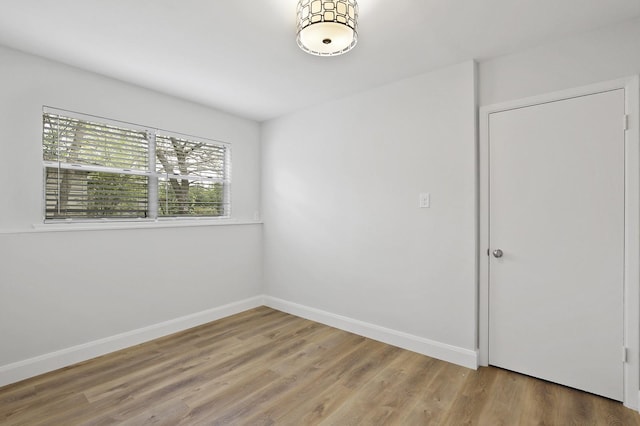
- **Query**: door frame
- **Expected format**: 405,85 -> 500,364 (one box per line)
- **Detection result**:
478,76 -> 640,410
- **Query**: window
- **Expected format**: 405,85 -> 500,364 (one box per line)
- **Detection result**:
42,108 -> 230,221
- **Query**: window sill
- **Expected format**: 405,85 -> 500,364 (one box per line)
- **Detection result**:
2,219 -> 263,234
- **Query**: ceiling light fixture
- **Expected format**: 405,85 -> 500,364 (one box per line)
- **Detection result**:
296,0 -> 358,56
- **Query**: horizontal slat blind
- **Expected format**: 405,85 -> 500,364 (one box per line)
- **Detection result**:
42,109 -> 231,221
156,134 -> 230,217
43,113 -> 149,171
45,169 -> 149,219
156,135 -> 227,179
159,179 -> 226,217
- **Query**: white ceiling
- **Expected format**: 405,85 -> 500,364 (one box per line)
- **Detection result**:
0,0 -> 638,121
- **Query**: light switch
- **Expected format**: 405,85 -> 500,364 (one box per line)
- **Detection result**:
419,192 -> 430,208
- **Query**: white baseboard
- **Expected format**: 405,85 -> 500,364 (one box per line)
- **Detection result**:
1,295 -> 479,388
264,296 -> 478,370
0,296 -> 265,388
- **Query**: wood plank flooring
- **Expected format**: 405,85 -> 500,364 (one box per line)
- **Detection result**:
1,306 -> 639,425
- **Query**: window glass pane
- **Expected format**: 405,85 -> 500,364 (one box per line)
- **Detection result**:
155,135 -> 227,179
43,113 -> 148,171
158,178 -> 226,217
45,168 -> 148,219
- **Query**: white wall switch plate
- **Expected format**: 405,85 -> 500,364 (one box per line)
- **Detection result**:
419,192 -> 430,208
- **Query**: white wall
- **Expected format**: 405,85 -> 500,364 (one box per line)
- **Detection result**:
479,17 -> 640,106
261,61 -> 478,364
0,45 -> 262,372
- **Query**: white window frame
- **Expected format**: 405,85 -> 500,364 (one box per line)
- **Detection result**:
42,107 -> 232,224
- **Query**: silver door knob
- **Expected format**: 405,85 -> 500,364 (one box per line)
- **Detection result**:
493,249 -> 503,258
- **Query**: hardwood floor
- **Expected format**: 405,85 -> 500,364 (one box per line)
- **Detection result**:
1,306 -> 639,425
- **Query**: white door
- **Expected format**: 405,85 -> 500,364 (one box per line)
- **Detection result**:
488,89 -> 625,401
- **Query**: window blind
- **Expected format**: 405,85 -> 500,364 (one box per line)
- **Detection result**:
155,134 -> 230,217
42,109 -> 231,221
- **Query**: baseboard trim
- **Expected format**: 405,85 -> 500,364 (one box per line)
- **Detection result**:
264,296 -> 478,370
1,295 -> 479,388
0,295 -> 265,388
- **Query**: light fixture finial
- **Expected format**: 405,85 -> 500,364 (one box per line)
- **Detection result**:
296,0 -> 358,56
